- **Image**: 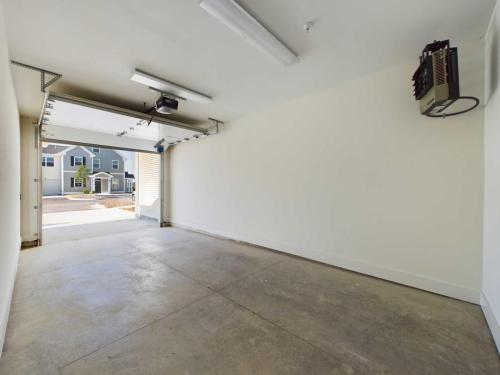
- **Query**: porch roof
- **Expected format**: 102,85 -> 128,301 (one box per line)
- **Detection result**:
89,171 -> 114,179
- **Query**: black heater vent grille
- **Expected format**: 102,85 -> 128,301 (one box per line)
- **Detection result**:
434,51 -> 447,86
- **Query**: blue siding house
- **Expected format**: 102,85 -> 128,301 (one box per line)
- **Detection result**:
42,143 -> 134,195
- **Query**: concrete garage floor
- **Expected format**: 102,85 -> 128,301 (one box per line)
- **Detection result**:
1,228 -> 499,374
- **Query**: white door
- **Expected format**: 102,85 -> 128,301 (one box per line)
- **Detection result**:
43,179 -> 61,196
136,153 -> 161,221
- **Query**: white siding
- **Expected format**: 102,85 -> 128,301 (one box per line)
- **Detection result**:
43,180 -> 61,196
42,154 -> 61,196
136,153 -> 160,221
42,155 -> 60,179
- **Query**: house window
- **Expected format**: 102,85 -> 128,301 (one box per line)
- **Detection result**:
74,178 -> 83,187
112,179 -> 119,188
74,156 -> 83,166
112,160 -> 119,169
42,156 -> 54,167
93,158 -> 100,169
91,147 -> 100,153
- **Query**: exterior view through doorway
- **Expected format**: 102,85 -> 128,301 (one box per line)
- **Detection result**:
30,91 -> 203,247
41,141 -> 162,244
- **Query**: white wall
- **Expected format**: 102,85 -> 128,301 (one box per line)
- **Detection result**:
20,117 -> 39,242
169,48 -> 485,304
0,3 -> 20,357
482,2 -> 500,351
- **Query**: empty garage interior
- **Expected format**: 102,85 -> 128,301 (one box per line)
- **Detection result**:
1,0 -> 500,374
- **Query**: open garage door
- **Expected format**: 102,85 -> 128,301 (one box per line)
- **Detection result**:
40,92 -> 207,152
34,92 -> 207,244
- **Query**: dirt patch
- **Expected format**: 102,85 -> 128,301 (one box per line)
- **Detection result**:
102,198 -> 133,208
67,194 -> 96,200
120,206 -> 136,212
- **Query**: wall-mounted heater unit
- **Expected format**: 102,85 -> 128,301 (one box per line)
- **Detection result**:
412,40 -> 479,118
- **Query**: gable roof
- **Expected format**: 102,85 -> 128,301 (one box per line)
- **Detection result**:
89,171 -> 114,178
43,143 -> 96,157
61,145 -> 96,157
42,144 -> 69,155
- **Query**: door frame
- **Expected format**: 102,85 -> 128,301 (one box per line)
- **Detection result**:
36,120 -> 43,246
36,136 -> 166,246
34,90 -> 203,245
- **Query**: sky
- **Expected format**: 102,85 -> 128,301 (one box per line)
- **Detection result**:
117,150 -> 135,173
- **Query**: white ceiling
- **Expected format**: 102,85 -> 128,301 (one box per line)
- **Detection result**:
2,0 -> 496,125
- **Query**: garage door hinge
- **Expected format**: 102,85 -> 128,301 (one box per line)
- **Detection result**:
34,205 -> 38,210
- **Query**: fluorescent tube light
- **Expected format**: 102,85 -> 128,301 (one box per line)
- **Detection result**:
199,0 -> 298,66
130,69 -> 213,104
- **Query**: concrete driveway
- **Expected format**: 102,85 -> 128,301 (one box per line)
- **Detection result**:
42,195 -> 138,243
43,206 -> 136,228
43,195 -> 133,213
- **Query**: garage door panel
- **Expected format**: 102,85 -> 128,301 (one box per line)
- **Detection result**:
41,92 -> 207,152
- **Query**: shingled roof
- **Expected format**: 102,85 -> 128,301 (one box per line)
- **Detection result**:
42,144 -> 70,155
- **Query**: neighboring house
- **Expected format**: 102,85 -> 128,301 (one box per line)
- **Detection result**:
42,143 -> 134,196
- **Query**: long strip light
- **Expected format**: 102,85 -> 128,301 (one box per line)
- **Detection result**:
199,0 -> 298,66
130,69 -> 213,104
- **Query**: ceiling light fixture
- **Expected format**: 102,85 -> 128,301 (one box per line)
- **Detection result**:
131,69 -> 213,104
199,0 -> 298,65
